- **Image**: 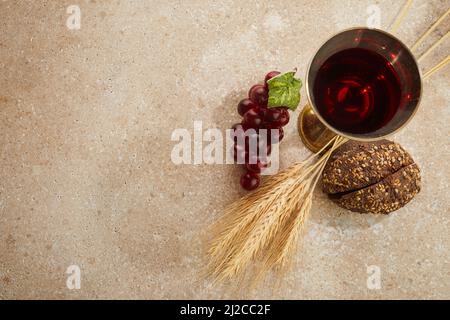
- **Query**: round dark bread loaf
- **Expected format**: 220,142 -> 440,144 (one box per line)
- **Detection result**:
322,140 -> 421,214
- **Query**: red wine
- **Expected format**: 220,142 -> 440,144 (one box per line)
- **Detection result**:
313,48 -> 402,134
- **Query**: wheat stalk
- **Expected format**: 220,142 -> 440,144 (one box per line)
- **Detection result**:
207,135 -> 348,283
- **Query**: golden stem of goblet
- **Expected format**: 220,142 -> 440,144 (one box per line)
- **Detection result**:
297,104 -> 336,154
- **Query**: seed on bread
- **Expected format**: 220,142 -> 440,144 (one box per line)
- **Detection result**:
322,140 -> 421,214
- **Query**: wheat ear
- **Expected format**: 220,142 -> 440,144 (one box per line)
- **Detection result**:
207,136 -> 348,282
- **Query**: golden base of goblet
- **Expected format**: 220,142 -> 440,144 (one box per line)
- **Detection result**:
297,104 -> 337,153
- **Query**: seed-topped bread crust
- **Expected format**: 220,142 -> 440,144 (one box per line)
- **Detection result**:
322,140 -> 421,214
322,140 -> 413,194
332,163 -> 421,214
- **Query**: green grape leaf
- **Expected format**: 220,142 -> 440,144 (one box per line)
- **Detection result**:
267,71 -> 302,110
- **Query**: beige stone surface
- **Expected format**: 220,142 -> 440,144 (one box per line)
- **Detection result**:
0,0 -> 449,299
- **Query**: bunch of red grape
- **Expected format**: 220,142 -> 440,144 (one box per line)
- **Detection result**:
231,71 -> 291,191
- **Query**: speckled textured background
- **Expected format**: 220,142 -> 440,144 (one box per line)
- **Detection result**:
0,0 -> 449,299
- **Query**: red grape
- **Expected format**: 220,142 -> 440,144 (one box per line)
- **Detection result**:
246,139 -> 271,166
240,171 -> 260,190
244,127 -> 259,139
237,99 -> 258,117
264,107 -> 290,128
232,72 -> 292,191
264,71 -> 281,87
269,127 -> 284,144
233,142 -> 247,163
265,143 -> 272,155
248,84 -> 268,106
242,107 -> 264,129
246,159 -> 270,174
231,123 -> 246,142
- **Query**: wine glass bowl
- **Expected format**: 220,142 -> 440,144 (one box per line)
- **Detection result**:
299,27 -> 422,152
